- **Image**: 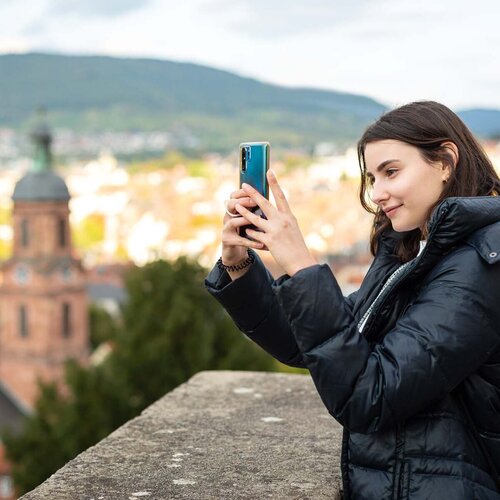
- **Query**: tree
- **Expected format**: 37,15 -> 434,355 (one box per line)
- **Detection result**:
88,303 -> 120,349
111,256 -> 275,411
3,256 -> 276,494
2,361 -> 133,494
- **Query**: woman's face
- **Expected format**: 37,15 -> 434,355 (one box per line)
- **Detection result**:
364,140 -> 451,233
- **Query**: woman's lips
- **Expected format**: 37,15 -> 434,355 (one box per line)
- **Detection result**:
386,205 -> 402,217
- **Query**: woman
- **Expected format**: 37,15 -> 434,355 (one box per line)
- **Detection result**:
204,101 -> 500,499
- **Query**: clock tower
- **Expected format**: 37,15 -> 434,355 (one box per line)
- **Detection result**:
0,121 -> 89,409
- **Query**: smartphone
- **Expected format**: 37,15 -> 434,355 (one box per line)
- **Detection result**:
238,142 -> 270,240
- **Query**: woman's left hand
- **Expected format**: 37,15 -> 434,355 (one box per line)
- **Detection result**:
234,169 -> 318,277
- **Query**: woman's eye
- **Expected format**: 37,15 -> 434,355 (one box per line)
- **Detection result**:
386,169 -> 397,177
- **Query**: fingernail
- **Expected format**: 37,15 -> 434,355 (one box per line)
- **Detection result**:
268,169 -> 275,176
242,183 -> 250,189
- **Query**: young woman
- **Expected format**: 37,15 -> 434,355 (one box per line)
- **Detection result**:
204,101 -> 500,499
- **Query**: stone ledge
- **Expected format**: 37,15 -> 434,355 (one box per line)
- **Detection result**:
21,370 -> 343,500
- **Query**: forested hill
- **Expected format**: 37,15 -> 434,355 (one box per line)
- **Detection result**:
0,53 -> 385,151
0,53 -> 498,151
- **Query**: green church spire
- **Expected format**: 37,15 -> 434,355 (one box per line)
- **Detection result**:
30,108 -> 53,173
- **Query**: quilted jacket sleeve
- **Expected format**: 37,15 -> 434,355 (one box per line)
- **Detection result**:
204,249 -> 306,368
271,247 -> 500,434
205,249 -> 360,369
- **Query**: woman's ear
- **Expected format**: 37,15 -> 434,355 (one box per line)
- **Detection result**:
440,141 -> 459,181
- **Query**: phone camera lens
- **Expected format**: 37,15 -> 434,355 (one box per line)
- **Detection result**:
241,146 -> 249,172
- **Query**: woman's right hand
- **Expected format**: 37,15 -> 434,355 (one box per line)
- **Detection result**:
221,188 -> 264,265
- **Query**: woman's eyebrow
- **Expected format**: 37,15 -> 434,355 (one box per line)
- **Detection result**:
366,159 -> 400,177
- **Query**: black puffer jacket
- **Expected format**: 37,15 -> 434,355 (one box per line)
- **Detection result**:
205,196 -> 500,499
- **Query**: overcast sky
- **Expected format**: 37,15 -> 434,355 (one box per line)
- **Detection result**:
1,0 -> 499,110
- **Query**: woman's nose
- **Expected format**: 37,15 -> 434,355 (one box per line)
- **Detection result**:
369,182 -> 390,206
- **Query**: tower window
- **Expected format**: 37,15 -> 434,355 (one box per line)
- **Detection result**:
21,219 -> 29,247
59,218 -> 66,248
62,302 -> 71,338
19,305 -> 28,338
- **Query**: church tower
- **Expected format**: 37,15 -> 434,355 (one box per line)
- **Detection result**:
0,121 -> 89,409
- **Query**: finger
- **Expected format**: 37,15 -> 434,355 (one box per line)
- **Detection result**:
224,236 -> 264,249
229,188 -> 249,199
234,203 -> 269,229
225,216 -> 259,229
245,228 -> 267,245
224,201 -> 257,221
226,197 -> 256,213
267,169 -> 291,213
240,183 -> 276,219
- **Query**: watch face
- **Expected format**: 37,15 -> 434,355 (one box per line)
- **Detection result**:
14,265 -> 30,284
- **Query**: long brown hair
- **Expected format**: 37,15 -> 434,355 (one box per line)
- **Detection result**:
357,101 -> 500,262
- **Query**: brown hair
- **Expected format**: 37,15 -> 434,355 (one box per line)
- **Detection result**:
357,101 -> 500,262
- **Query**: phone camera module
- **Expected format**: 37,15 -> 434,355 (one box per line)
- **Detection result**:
241,146 -> 250,172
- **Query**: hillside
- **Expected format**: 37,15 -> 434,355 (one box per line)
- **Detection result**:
0,53 -> 386,151
1,53 -> 498,152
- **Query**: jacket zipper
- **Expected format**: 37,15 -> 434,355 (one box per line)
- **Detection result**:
361,207 -> 449,339
350,207 -> 449,498
397,461 -> 408,499
394,423 -> 407,499
361,258 -> 419,340
364,209 -> 450,498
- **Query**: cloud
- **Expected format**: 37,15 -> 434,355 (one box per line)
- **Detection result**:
20,0 -> 155,38
200,0 -> 371,38
0,37 -> 31,53
1,0 -> 499,108
48,0 -> 153,18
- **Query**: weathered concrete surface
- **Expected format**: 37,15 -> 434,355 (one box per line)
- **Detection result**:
22,371 -> 343,500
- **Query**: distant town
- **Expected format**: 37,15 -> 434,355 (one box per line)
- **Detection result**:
1,127 -> 499,296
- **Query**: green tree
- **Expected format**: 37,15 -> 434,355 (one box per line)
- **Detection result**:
110,256 -> 274,412
2,256 -> 276,494
2,383 -> 68,494
88,303 -> 120,349
2,362 -> 134,494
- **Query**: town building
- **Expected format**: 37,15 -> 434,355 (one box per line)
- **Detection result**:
0,122 -> 90,499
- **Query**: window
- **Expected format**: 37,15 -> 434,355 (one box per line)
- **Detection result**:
19,305 -> 28,337
21,219 -> 29,247
62,302 -> 71,338
59,218 -> 66,248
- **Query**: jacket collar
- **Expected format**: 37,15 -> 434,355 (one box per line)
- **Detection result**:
379,196 -> 500,269
427,196 -> 500,252
360,197 -> 500,341
377,196 -> 500,278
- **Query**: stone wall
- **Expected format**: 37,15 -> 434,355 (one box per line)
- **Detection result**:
21,371 -> 343,500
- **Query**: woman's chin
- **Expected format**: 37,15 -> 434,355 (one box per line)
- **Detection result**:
390,221 -> 420,233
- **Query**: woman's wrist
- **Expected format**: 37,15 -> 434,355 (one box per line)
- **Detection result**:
218,251 -> 255,281
287,257 -> 318,277
218,251 -> 255,272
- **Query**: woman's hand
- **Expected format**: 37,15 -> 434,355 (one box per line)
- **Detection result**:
234,169 -> 317,276
221,188 -> 265,266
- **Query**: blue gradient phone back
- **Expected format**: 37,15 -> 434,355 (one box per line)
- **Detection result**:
239,142 -> 270,199
238,142 -> 270,238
